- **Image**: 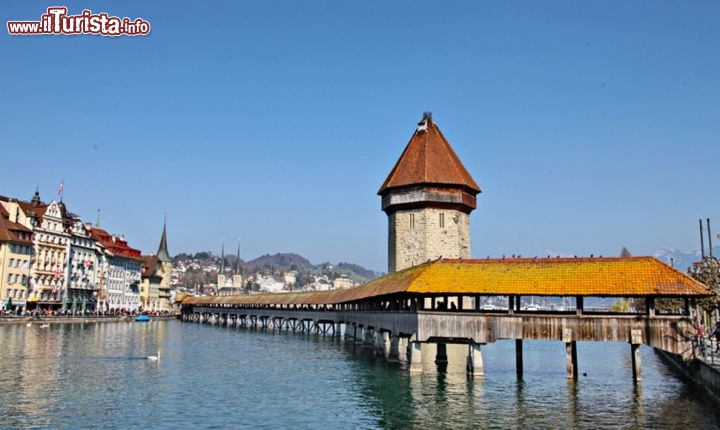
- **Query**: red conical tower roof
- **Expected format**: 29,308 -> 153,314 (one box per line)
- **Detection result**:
379,113 -> 480,195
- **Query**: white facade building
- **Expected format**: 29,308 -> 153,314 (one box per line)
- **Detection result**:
67,221 -> 99,311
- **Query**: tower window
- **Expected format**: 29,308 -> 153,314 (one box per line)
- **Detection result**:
439,213 -> 445,228
409,213 -> 415,228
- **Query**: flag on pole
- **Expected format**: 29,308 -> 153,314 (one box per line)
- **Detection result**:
57,179 -> 64,196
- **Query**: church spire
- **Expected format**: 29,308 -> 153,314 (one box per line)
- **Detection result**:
220,241 -> 225,273
156,215 -> 171,263
235,239 -> 241,275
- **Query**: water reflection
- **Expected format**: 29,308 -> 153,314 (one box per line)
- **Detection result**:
632,380 -> 645,429
567,379 -> 580,429
351,340 -> 720,429
2,322 -> 720,429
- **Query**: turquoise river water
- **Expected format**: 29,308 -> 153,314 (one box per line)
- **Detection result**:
0,320 -> 719,429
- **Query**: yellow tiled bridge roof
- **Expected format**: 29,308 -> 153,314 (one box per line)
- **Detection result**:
182,257 -> 712,306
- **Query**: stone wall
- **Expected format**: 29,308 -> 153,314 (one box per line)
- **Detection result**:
388,208 -> 470,273
656,349 -> 720,401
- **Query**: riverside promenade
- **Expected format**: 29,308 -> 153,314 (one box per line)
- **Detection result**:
657,341 -> 720,402
0,313 -> 178,325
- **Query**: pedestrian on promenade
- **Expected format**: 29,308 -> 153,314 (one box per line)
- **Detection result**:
711,322 -> 720,353
697,324 -> 707,357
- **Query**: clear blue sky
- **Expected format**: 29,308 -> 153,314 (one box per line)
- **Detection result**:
2,1 -> 719,272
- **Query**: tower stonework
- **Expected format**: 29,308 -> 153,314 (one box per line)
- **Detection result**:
379,113 -> 480,273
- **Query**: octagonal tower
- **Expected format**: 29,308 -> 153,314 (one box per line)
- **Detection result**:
379,113 -> 481,273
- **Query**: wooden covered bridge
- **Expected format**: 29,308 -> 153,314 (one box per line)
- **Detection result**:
181,256 -> 712,381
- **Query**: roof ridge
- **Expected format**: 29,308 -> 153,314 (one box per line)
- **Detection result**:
442,256 -> 657,263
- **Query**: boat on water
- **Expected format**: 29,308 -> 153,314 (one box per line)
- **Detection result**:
135,315 -> 151,322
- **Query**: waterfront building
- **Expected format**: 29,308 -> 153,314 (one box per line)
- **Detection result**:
89,227 -> 142,313
11,191 -> 75,311
140,255 -> 162,311
2,191 -> 105,312
0,203 -> 33,314
140,220 -> 174,310
1,190 -> 154,313
378,112 -> 481,273
67,220 -> 99,312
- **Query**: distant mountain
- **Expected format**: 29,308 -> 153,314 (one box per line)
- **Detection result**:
174,250 -> 380,284
654,246 -> 720,272
335,262 -> 379,281
313,261 -> 381,284
243,253 -> 380,283
245,253 -> 313,270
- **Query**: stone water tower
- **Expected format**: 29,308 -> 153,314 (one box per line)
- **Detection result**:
379,113 -> 481,273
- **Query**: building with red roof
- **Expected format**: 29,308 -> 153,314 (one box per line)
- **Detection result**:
1,190 -> 145,313
88,226 -> 142,313
0,203 -> 33,313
